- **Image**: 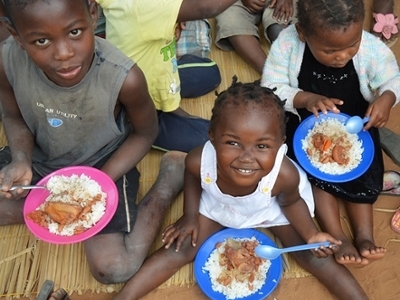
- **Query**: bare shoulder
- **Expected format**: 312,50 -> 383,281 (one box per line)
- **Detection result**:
185,145 -> 203,175
275,156 -> 300,194
118,64 -> 151,108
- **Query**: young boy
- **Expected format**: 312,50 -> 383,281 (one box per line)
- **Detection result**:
215,0 -> 298,74
0,0 -> 186,294
95,0 -> 240,153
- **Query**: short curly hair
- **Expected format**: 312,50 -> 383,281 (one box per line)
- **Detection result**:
296,0 -> 365,36
210,76 -> 287,139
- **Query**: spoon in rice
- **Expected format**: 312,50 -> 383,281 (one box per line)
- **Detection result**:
345,116 -> 370,134
255,241 -> 331,260
0,185 -> 47,191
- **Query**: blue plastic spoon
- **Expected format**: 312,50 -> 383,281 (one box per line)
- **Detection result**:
254,241 -> 331,260
345,116 -> 370,134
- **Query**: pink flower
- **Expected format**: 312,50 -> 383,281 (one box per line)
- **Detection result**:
373,13 -> 399,40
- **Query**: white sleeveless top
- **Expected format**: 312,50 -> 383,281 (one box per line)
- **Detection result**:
199,141 -> 314,228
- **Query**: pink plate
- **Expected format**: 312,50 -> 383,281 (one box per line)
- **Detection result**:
23,166 -> 118,244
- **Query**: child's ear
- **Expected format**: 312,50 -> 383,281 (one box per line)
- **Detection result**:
89,1 -> 99,30
5,21 -> 24,49
295,23 -> 306,43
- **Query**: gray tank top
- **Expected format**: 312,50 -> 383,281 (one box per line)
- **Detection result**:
2,37 -> 135,176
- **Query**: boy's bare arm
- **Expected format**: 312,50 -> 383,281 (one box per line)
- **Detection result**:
0,44 -> 34,190
178,0 -> 238,22
100,64 -> 158,182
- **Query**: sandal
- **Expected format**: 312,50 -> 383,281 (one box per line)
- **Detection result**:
382,170 -> 400,196
37,280 -> 54,300
37,280 -> 70,300
371,13 -> 399,47
391,209 -> 400,233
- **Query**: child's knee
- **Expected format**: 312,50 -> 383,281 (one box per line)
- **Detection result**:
88,256 -> 141,284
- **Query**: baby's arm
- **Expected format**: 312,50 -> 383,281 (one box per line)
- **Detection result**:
99,64 -> 158,182
0,44 -> 34,198
162,146 -> 203,251
274,158 -> 341,254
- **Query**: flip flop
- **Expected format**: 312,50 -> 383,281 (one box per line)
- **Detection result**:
381,170 -> 400,196
37,280 -> 54,300
391,209 -> 400,233
36,280 -> 70,300
379,127 -> 400,166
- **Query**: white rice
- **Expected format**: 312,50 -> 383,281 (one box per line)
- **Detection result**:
37,174 -> 107,236
202,237 -> 271,299
301,118 -> 363,175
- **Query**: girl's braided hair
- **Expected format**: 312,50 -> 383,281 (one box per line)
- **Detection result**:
296,0 -> 365,36
210,76 -> 286,139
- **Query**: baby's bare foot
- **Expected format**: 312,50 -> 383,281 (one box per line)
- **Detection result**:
335,240 -> 369,265
356,238 -> 386,261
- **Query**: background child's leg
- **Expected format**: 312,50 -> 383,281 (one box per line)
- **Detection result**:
228,35 -> 267,74
83,151 -> 186,283
344,201 -> 386,260
113,215 -> 224,300
312,186 -> 368,265
270,224 -> 368,300
153,111 -> 209,153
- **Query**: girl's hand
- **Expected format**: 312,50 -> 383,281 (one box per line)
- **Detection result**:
162,214 -> 199,252
363,91 -> 395,131
271,0 -> 294,23
242,0 -> 266,14
304,94 -> 343,117
307,232 -> 341,258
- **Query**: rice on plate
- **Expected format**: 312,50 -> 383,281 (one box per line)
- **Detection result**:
203,237 -> 271,299
26,174 -> 106,236
301,118 -> 363,175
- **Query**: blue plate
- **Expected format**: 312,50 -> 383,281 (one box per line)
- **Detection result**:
293,112 -> 374,183
194,228 -> 282,300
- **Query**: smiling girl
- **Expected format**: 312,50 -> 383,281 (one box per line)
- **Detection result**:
111,77 -> 369,300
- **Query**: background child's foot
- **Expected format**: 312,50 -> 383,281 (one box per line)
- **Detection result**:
48,288 -> 70,300
355,238 -> 386,261
372,0 -> 399,47
334,240 -> 369,265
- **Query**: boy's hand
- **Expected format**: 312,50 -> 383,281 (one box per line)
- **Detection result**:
242,0 -> 266,14
0,161 -> 32,200
162,214 -> 199,252
307,232 -> 341,258
270,0 -> 294,23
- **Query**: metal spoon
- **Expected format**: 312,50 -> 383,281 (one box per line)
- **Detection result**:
0,185 -> 47,191
255,241 -> 331,260
345,116 -> 370,134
